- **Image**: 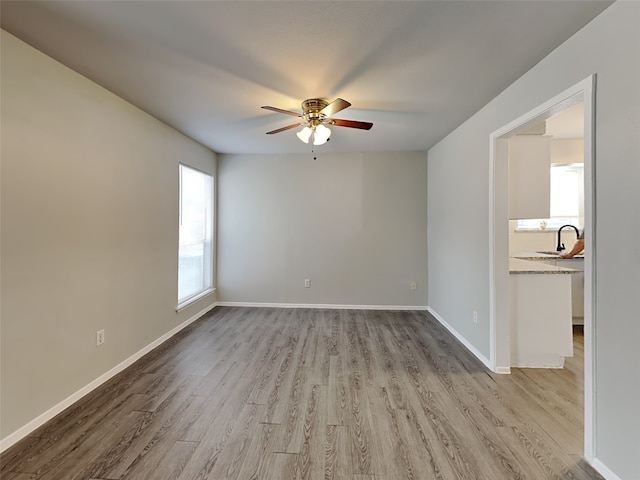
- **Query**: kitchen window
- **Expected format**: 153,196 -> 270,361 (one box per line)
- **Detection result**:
177,164 -> 214,310
516,163 -> 584,231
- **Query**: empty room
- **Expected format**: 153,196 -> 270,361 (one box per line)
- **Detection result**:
1,1 -> 638,479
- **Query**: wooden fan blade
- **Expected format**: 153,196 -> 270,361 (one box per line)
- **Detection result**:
262,106 -> 302,117
320,98 -> 351,117
328,118 -> 373,130
266,122 -> 304,135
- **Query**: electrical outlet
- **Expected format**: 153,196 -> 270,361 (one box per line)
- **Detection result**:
473,311 -> 478,324
96,329 -> 105,346
410,282 -> 417,290
304,279 -> 310,288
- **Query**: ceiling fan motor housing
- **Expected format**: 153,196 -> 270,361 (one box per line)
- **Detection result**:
302,98 -> 329,126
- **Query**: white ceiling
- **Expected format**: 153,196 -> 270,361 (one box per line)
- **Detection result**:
0,1 -> 611,154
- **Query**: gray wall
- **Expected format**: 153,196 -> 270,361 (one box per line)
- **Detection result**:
217,152 -> 428,307
0,31 -> 217,440
427,3 -> 639,479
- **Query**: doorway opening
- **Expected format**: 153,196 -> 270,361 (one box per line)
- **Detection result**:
488,76 -> 596,460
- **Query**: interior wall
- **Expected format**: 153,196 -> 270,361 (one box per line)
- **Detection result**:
0,31 -> 217,441
551,137 -> 584,164
217,151 -> 427,308
427,3 -> 639,479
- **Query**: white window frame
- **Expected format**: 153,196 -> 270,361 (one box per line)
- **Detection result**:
177,164 -> 215,311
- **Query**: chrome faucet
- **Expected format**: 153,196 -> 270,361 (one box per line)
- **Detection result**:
556,224 -> 580,252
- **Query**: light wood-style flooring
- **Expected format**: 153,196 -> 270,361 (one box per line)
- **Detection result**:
1,307 -> 602,479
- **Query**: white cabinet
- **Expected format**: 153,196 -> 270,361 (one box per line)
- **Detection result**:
512,254 -> 584,324
510,271 -> 573,368
556,258 -> 584,323
508,135 -> 551,219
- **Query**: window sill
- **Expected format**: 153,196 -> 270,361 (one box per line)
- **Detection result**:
176,288 -> 216,313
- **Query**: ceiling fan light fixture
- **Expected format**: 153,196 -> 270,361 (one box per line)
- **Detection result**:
296,126 -> 312,143
312,124 -> 331,145
263,98 -> 371,143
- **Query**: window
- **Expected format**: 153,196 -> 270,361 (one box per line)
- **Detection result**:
178,164 -> 214,309
517,163 -> 584,231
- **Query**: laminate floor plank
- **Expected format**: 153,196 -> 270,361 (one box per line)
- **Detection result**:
498,424 -> 593,480
179,371 -> 257,444
324,424 -> 350,480
245,344 -> 285,405
0,392 -> 149,476
267,452 -> 302,480
364,386 -> 414,478
263,344 -> 310,426
175,403 -> 266,480
395,408 -> 445,478
363,316 -> 410,411
306,328 -> 330,387
36,409 -> 153,480
361,311 -> 390,387
488,371 -> 584,455
88,376 -> 203,480
453,370 -> 586,474
260,335 -> 303,425
343,310 -> 366,392
434,362 -> 510,434
2,473 -> 34,480
327,355 -> 349,426
410,389 -> 484,479
271,366 -> 313,454
400,385 -> 443,441
25,371 -> 156,444
1,308 -> 603,480
235,423 -> 280,479
297,384 -> 328,480
191,354 -> 242,398
104,396 -> 208,480
419,388 -> 521,480
200,403 -> 266,480
120,440 -> 198,480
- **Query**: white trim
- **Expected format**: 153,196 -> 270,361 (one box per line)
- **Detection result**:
176,287 -> 216,313
0,302 -> 217,453
488,137 -> 510,372
590,458 -> 623,480
493,366 -> 511,374
427,307 -> 493,371
581,76 -> 596,463
216,301 -> 427,311
488,75 -> 596,461
177,163 -> 215,312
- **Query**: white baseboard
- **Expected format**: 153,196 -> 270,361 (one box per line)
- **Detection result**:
426,306 -> 492,371
494,366 -> 511,374
0,302 -> 217,453
216,301 -> 428,311
591,458 -> 623,480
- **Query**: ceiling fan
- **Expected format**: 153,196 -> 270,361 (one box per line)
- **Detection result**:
262,98 -> 373,145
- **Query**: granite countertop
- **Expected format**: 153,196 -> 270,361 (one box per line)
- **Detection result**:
512,251 -> 584,260
509,257 -> 580,274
